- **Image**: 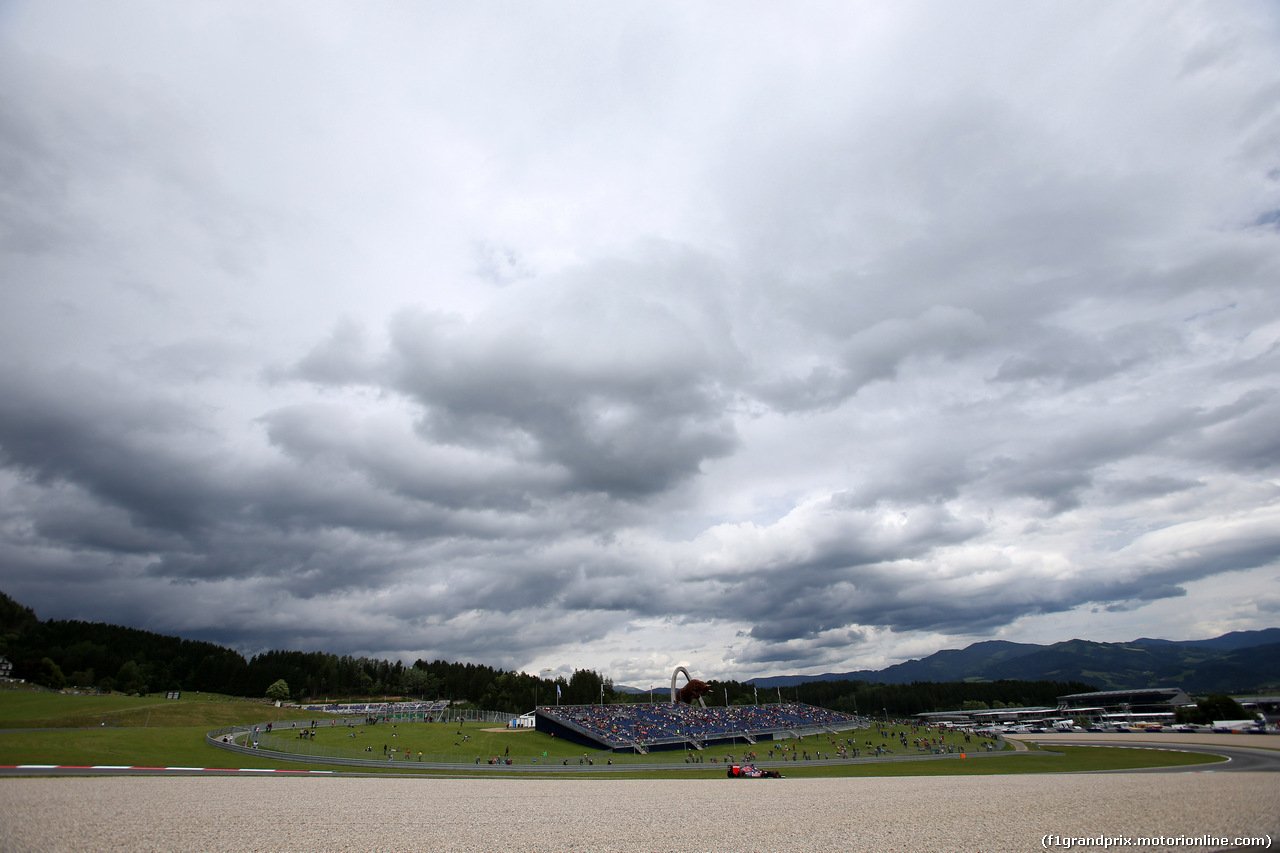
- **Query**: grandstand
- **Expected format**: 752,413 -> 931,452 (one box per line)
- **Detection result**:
299,700 -> 451,718
536,702 -> 862,753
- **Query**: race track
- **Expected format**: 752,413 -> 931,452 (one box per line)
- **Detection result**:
2,770 -> 1278,852
2,733 -> 1278,852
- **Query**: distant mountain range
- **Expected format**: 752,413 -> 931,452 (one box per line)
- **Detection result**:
613,685 -> 649,695
745,628 -> 1280,694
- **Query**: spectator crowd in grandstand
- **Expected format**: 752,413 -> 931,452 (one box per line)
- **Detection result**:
540,702 -> 861,748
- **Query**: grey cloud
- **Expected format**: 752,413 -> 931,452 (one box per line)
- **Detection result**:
260,403 -> 557,514
1187,392 -> 1280,471
388,329 -> 737,498
993,323 -> 1185,388
986,462 -> 1093,515
0,49 -> 261,275
4,3 -> 1280,682
0,54 -> 110,257
731,628 -> 868,667
284,319 -> 380,386
290,249 -> 745,501
0,368 -> 220,536
1103,587 -> 1186,613
679,504 -> 990,644
754,306 -> 987,411
28,490 -> 188,556
716,482 -> 1280,664
1140,529 -> 1280,582
1099,475 -> 1201,503
966,389 -> 1276,513
473,242 -> 534,286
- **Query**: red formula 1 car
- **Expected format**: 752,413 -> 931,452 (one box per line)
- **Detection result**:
727,764 -> 783,778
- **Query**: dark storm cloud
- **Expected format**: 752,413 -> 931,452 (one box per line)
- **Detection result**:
260,403 -> 557,514
2,2 -> 1280,682
0,368 -> 220,536
289,250 -> 744,502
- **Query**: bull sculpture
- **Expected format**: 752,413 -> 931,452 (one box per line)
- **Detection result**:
670,666 -> 710,708
675,679 -> 711,705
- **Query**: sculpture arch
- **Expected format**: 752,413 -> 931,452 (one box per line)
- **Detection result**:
670,666 -> 709,708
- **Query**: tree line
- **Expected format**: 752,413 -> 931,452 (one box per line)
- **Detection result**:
2,591 -> 1095,715
0,591 -> 618,711
664,677 -> 1099,718
2,616 -> 619,711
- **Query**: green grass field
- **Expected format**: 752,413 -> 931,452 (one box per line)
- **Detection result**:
258,717 -> 1007,767
0,689 -> 1225,777
0,689 -> 317,729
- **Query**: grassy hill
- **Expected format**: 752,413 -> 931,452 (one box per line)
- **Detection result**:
0,686 -> 316,729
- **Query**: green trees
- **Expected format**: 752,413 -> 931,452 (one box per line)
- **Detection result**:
116,660 -> 147,695
68,668 -> 96,689
565,669 -> 608,705
265,679 -> 291,702
7,616 -> 244,694
400,666 -> 439,699
0,591 -> 38,637
0,589 -> 1111,715
1176,693 -> 1249,725
37,657 -> 66,689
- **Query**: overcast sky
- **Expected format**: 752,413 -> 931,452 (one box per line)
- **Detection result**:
2,2 -> 1279,687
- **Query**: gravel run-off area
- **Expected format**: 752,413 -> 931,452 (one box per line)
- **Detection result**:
2,772 -> 1278,853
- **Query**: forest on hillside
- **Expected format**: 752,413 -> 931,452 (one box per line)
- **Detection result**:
1,592 -> 1094,715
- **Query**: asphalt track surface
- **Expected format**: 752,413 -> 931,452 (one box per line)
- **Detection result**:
3,740 -> 1280,776
2,735 -> 1278,852
1031,740 -> 1280,773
